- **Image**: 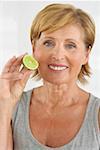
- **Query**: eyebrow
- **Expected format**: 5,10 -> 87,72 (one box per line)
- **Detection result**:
41,36 -> 56,40
64,39 -> 78,44
42,36 -> 78,43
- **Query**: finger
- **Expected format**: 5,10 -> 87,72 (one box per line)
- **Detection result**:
20,66 -> 37,79
19,70 -> 33,86
10,53 -> 27,72
0,72 -> 23,80
20,65 -> 30,74
2,56 -> 17,73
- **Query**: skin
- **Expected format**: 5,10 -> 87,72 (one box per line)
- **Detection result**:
0,24 -> 97,149
28,24 -> 91,147
32,24 -> 90,109
0,54 -> 33,150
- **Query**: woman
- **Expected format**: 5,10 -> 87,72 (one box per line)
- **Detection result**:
0,3 -> 100,150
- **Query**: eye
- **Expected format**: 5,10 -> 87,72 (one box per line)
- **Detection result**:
43,40 -> 55,48
64,43 -> 76,50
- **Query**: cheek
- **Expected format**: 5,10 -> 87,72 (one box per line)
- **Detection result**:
33,49 -> 42,61
33,49 -> 47,63
70,53 -> 85,67
70,55 -> 84,77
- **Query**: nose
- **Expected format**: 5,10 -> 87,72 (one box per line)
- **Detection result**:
50,49 -> 65,61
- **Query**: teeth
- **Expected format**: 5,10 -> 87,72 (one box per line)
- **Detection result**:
49,65 -> 67,71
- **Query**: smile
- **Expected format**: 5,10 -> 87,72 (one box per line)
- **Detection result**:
48,64 -> 68,71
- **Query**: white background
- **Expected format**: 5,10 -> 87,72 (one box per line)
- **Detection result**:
0,0 -> 100,97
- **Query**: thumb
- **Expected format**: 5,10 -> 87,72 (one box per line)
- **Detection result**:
23,70 -> 33,83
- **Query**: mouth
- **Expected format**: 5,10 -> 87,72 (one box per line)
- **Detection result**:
48,64 -> 68,71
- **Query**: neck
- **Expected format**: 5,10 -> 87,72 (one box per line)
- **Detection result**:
33,80 -> 82,109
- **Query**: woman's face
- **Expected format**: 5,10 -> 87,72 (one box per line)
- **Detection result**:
33,24 -> 90,85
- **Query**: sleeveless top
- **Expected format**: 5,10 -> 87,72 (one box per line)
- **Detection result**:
12,89 -> 100,150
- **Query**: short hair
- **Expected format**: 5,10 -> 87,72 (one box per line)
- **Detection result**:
30,3 -> 95,84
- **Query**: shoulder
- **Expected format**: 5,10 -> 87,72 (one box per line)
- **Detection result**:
11,89 -> 33,123
90,93 -> 100,130
90,93 -> 100,129
99,109 -> 100,129
15,89 -> 33,109
93,95 -> 100,129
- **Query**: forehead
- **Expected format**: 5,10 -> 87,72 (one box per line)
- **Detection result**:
39,24 -> 85,42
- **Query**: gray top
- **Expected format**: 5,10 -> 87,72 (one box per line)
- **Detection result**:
12,89 -> 100,150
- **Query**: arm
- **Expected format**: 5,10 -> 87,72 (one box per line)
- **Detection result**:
0,55 -> 32,150
0,111 -> 13,150
8,125 -> 13,150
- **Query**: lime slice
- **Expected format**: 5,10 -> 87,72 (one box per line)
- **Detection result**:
23,55 -> 39,70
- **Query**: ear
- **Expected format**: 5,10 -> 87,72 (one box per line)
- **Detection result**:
31,39 -> 34,49
31,40 -> 38,60
82,48 -> 91,65
31,40 -> 35,55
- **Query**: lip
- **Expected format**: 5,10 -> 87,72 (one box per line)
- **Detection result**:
48,64 -> 68,67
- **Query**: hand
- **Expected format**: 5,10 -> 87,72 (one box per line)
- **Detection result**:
0,54 -> 33,110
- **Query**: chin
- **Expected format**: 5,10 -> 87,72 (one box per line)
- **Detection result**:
44,78 -> 68,85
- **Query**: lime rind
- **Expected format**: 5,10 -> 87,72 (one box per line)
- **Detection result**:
23,55 -> 39,70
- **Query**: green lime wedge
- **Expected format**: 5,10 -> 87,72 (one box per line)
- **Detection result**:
23,55 -> 39,70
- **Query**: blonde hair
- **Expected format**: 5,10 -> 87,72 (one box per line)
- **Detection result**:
30,3 -> 95,84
